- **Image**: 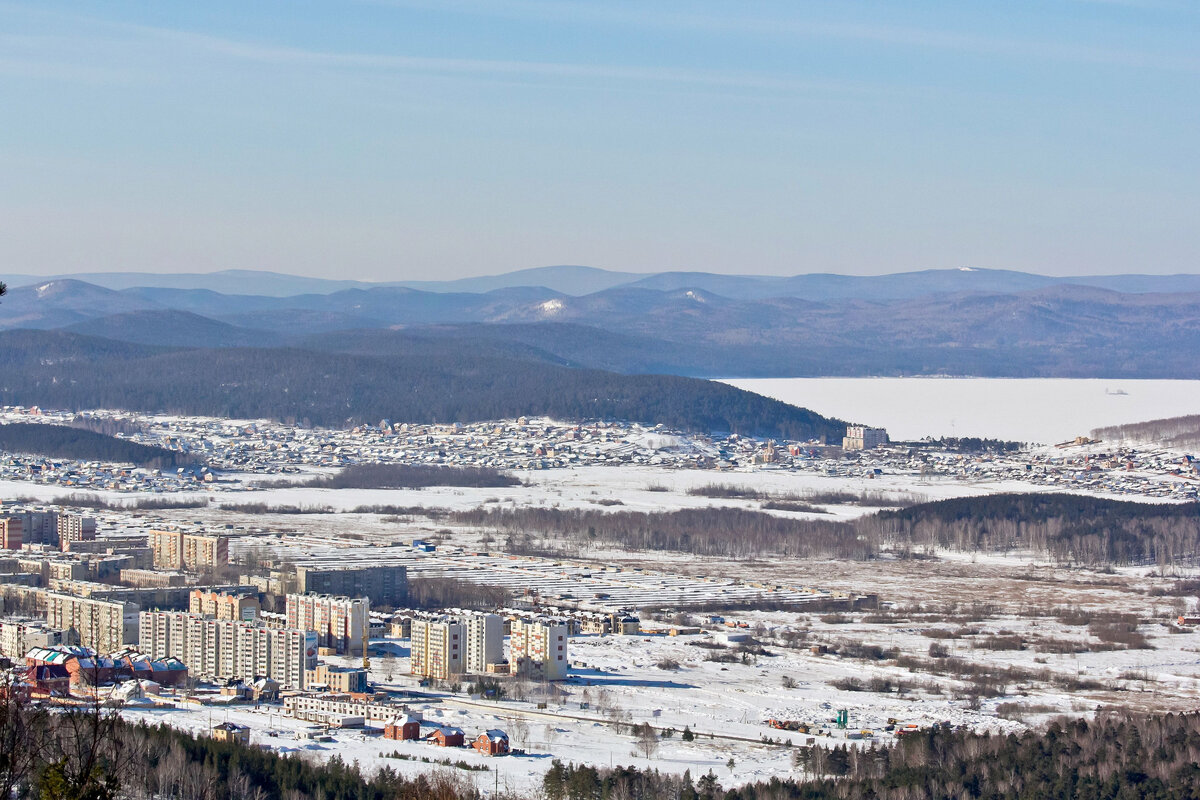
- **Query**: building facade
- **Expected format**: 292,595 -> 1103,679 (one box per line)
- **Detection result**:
0,619 -> 64,659
189,589 -> 260,622
285,594 -> 368,655
139,610 -> 316,689
55,514 -> 96,548
44,592 -> 138,654
149,529 -> 228,572
409,617 -> 464,680
842,426 -> 889,450
461,612 -> 504,674
509,618 -> 569,681
294,565 -> 406,607
0,517 -> 23,550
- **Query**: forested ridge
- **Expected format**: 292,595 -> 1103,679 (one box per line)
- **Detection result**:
0,330 -> 845,441
0,422 -> 194,468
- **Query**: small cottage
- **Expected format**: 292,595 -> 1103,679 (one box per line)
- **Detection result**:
383,714 -> 422,741
472,729 -> 509,756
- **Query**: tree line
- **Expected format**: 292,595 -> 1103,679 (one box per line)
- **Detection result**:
266,463 -> 520,490
454,493 -> 1200,567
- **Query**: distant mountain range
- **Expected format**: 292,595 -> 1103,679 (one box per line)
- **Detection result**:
10,264 -> 1200,299
2,267 -> 1199,378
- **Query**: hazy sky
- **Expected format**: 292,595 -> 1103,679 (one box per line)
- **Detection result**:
2,1 -> 1198,281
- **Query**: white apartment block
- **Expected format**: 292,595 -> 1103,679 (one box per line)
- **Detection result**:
461,612 -> 504,674
285,593 -> 369,655
44,592 -> 137,654
284,693 -> 407,725
0,619 -> 64,659
842,426 -> 889,450
509,618 -> 569,681
139,611 -> 316,689
409,617 -> 464,680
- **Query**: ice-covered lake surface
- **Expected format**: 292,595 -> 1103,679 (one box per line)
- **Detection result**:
723,377 -> 1200,444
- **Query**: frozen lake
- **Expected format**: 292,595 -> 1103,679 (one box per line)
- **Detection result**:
723,378 -> 1200,444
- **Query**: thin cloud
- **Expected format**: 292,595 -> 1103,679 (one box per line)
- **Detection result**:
364,0 -> 1200,74
4,10 -> 886,97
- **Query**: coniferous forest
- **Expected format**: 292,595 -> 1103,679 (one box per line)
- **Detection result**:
0,330 -> 846,442
0,422 -> 194,469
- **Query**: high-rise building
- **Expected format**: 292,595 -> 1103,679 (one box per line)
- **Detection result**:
14,511 -> 58,546
150,529 -> 228,571
285,594 -> 368,655
45,592 -> 138,654
294,565 -> 406,607
409,617 -> 464,680
0,517 -> 23,550
139,611 -> 316,689
189,589 -> 260,622
461,612 -> 504,674
509,618 -> 569,681
56,514 -> 96,548
0,619 -> 64,659
842,426 -> 889,450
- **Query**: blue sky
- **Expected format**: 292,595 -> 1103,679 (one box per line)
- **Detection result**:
2,1 -> 1197,280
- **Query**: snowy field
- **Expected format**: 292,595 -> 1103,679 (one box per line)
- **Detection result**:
724,377 -> 1200,443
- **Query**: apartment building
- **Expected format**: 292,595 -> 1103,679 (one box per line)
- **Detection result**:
44,592 -> 138,654
285,594 -> 368,655
120,569 -> 187,588
56,514 -> 96,548
409,617 -> 464,680
509,618 -> 569,681
15,512 -> 57,546
842,426 -> 889,451
0,517 -> 22,550
139,610 -> 316,689
294,565 -> 406,607
149,529 -> 228,572
189,589 -> 260,622
462,612 -> 504,674
284,693 -> 405,725
305,663 -> 368,693
0,619 -> 64,659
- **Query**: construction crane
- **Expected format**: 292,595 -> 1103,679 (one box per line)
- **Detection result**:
362,623 -> 370,671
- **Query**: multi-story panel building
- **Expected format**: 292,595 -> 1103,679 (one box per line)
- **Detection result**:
45,592 -> 137,654
509,618 -> 569,681
461,612 -> 504,674
0,619 -> 64,659
55,514 -> 96,548
120,569 -> 187,588
304,663 -> 368,693
0,518 -> 23,550
14,512 -> 59,546
149,530 -> 228,572
138,611 -> 316,689
286,594 -> 368,655
409,617 -> 463,680
294,565 -> 406,607
189,589 -> 260,622
842,426 -> 889,451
